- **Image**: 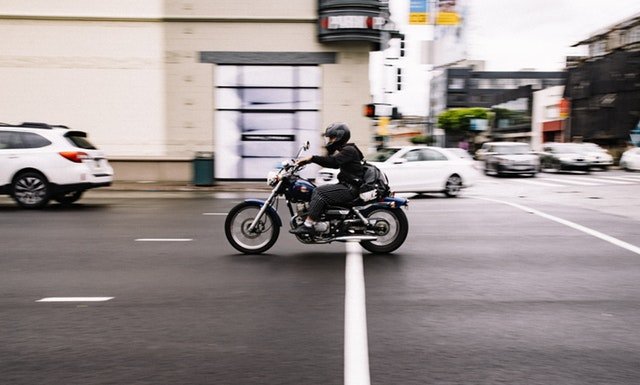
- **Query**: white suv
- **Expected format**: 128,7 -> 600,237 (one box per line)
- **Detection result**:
0,122 -> 114,208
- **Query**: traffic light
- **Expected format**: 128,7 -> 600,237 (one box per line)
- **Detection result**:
400,36 -> 405,57
391,106 -> 401,120
396,68 -> 402,91
364,103 -> 376,118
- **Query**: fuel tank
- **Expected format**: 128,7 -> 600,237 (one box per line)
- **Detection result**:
287,179 -> 315,202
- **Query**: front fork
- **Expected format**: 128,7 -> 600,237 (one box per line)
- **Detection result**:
247,180 -> 282,232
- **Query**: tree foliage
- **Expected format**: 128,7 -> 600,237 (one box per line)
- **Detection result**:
437,108 -> 490,133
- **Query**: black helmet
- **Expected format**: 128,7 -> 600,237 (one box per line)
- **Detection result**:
324,122 -> 350,153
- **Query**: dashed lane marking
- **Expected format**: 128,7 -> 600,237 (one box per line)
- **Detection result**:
135,238 -> 193,242
597,175 -> 640,182
575,177 -> 633,185
538,177 -> 600,186
513,179 -> 564,187
202,213 -> 228,216
36,297 -> 114,302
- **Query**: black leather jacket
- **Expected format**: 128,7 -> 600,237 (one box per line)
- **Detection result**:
311,143 -> 364,188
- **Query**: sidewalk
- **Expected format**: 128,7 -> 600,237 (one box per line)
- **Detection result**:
102,180 -> 271,192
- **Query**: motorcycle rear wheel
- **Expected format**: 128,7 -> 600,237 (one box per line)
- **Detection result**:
225,202 -> 280,254
361,208 -> 408,254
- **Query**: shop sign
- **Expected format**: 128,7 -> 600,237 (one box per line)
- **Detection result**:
318,0 -> 397,43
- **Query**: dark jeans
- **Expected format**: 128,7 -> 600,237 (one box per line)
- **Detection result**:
308,183 -> 357,220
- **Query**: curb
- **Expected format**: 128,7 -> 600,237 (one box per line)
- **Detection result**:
101,181 -> 271,193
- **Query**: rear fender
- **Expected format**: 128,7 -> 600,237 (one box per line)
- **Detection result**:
244,199 -> 282,227
357,196 -> 408,215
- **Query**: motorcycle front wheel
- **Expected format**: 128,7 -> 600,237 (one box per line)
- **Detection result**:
361,208 -> 408,254
225,202 -> 280,254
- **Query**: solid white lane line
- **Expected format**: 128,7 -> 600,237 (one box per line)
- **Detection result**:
476,197 -> 640,256
202,213 -> 227,216
36,297 -> 114,302
540,177 -> 600,186
344,241 -> 371,385
135,238 -> 193,242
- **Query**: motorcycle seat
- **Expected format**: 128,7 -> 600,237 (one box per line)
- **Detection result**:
326,198 -> 362,210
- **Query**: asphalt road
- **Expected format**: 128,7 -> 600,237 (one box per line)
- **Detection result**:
1,170 -> 640,384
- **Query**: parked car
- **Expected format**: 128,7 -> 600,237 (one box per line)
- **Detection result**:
0,122 -> 113,208
315,146 -> 479,197
539,142 -> 592,173
481,142 -> 539,176
579,142 -> 613,169
474,142 -> 497,161
620,147 -> 640,171
445,147 -> 473,160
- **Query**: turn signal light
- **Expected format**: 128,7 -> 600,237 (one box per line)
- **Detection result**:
59,151 -> 88,163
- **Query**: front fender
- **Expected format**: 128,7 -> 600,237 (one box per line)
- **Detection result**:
243,199 -> 282,227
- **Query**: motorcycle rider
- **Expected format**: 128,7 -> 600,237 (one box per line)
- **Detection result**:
290,122 -> 364,235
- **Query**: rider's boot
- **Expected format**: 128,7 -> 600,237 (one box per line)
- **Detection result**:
290,223 -> 315,235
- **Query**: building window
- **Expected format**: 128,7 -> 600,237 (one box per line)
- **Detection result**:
496,78 -> 517,89
215,65 -> 322,179
627,26 -> 640,45
477,79 -> 492,89
589,40 -> 607,57
448,78 -> 465,90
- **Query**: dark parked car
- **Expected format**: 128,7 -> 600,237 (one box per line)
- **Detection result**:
482,142 -> 539,176
540,142 -> 593,173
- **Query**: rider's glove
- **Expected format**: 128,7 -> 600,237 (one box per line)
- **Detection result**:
296,156 -> 313,166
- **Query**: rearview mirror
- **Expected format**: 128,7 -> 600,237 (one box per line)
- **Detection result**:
303,141 -> 310,151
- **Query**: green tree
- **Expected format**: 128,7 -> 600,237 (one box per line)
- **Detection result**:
437,108 -> 490,133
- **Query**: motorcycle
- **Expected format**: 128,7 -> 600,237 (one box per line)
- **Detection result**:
224,142 -> 409,254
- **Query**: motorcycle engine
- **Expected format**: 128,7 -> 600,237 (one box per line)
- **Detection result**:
295,202 -> 308,216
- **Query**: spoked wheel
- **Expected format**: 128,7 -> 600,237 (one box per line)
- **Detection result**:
224,202 -> 280,254
54,190 -> 84,205
361,208 -> 408,254
12,171 -> 50,209
444,174 -> 463,197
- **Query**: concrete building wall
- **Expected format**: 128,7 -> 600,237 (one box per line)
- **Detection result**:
0,1 -> 167,157
1,0 -> 376,181
532,85 -> 564,151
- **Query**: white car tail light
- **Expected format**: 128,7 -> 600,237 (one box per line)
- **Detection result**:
59,151 -> 89,163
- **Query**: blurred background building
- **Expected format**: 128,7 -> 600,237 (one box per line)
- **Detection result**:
1,1 -> 639,180
0,0 -> 396,181
564,12 -> 640,149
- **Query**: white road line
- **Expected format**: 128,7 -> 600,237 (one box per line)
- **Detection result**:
598,176 -> 640,182
344,241 -> 371,385
539,177 -> 600,186
476,197 -> 640,256
36,297 -> 114,302
577,178 -> 633,185
135,238 -> 193,242
513,179 -> 564,187
202,213 -> 227,216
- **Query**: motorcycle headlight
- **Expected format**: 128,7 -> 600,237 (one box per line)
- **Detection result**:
267,170 -> 279,186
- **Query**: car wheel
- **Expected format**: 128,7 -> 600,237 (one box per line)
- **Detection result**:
541,159 -> 551,172
12,171 -> 51,209
54,190 -> 84,205
444,174 -> 462,198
